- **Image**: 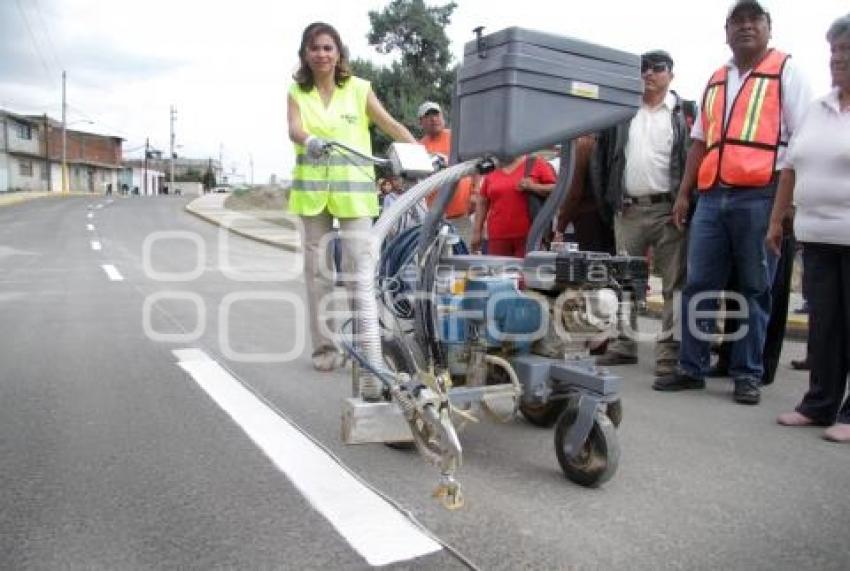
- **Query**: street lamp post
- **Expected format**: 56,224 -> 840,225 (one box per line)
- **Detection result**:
60,119 -> 94,193
61,71 -> 67,193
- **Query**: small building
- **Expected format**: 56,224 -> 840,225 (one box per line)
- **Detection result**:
0,108 -> 123,193
0,111 -> 46,192
119,167 -> 164,196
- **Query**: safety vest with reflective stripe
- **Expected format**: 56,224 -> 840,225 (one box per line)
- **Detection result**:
288,76 -> 377,217
697,49 -> 789,190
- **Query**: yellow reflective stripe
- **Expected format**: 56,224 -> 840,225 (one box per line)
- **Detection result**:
295,154 -> 373,167
290,180 -> 377,192
293,164 -> 373,182
705,86 -> 720,146
740,78 -> 768,141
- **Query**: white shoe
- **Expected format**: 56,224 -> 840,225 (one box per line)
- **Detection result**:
312,349 -> 345,372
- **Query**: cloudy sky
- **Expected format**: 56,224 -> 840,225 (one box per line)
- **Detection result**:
1,0 -> 845,183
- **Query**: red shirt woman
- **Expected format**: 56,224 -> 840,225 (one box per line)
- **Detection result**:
472,155 -> 557,257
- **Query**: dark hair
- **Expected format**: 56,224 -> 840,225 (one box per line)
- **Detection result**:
293,22 -> 351,91
827,13 -> 850,42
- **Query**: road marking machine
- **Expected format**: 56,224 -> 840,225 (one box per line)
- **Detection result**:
333,28 -> 646,509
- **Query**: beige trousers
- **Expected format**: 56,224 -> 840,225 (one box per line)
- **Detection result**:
609,200 -> 687,363
301,212 -> 373,355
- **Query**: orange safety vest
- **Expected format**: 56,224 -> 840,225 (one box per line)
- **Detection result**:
697,49 -> 789,190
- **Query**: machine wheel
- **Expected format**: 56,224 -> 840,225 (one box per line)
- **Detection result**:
606,399 -> 623,428
520,400 -> 568,428
554,406 -> 620,487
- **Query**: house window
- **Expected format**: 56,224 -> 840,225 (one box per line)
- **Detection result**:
16,123 -> 32,140
19,160 -> 33,177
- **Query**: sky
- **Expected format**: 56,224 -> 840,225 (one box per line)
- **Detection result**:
1,0 -> 845,184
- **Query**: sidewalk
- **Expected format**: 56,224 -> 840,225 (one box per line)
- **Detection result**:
0,190 -> 94,207
185,192 -> 300,251
185,193 -> 808,340
645,276 -> 808,341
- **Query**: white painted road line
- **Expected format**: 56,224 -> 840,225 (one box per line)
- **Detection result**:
96,204 -> 104,209
91,241 -> 102,251
87,224 -> 94,231
87,212 -> 94,219
174,349 -> 442,567
101,264 -> 124,281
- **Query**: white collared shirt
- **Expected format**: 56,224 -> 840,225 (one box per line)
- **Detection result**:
624,91 -> 676,197
786,89 -> 850,246
691,55 -> 812,167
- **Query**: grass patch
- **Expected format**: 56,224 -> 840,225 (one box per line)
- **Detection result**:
224,186 -> 290,225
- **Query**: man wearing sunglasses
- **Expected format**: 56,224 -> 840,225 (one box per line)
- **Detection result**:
593,49 -> 694,377
654,0 -> 812,405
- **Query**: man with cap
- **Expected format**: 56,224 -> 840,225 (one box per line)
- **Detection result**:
593,49 -> 695,377
654,0 -> 812,404
417,101 -> 474,247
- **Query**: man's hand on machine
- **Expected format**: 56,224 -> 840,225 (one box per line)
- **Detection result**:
304,135 -> 331,159
430,152 -> 448,170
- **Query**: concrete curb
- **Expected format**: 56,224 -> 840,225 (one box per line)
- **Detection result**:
645,297 -> 808,341
0,191 -> 93,208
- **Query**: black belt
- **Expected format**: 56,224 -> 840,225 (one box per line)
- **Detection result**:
624,193 -> 672,206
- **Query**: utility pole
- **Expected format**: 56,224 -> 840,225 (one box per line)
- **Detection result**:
169,106 -> 176,194
144,137 -> 149,197
249,154 -> 254,186
61,71 -> 67,193
43,113 -> 51,192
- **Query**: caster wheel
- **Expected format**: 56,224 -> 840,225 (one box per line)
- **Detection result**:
554,406 -> 620,487
606,399 -> 623,428
519,400 -> 568,428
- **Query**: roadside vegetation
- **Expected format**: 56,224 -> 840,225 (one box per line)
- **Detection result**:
224,185 -> 289,225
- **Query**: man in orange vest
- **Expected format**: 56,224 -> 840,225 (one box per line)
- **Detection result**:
417,101 -> 474,248
653,0 -> 811,405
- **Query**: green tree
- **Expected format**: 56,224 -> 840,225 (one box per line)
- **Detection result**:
350,0 -> 458,155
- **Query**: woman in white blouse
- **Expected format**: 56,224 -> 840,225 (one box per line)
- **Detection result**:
767,13 -> 850,443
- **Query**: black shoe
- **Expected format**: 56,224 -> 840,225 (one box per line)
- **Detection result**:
595,352 -> 638,366
705,362 -> 730,377
652,372 -> 706,392
790,358 -> 810,371
733,378 -> 761,405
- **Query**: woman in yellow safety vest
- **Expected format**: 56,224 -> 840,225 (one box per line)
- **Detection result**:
287,21 -> 416,371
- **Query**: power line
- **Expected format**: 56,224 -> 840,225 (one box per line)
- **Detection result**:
65,102 -> 131,139
15,0 -> 56,87
32,0 -> 64,72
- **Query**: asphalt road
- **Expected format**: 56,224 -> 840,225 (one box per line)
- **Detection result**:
0,195 -> 847,570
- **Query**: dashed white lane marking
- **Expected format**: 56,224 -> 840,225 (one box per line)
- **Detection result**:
173,349 -> 442,567
95,204 -> 104,209
87,224 -> 94,231
91,241 -> 102,251
101,264 -> 124,281
87,212 -> 94,219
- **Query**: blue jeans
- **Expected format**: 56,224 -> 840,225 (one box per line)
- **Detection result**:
678,186 -> 778,383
